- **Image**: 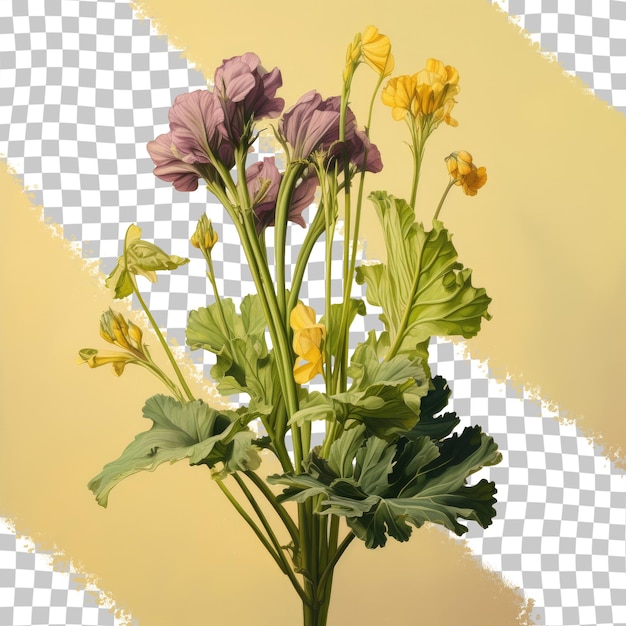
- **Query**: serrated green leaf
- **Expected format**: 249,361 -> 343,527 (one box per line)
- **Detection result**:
269,423 -> 501,549
88,395 -> 260,507
404,375 -> 460,441
355,192 -> 491,355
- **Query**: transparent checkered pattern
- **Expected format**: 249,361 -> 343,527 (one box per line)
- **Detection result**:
0,521 -> 119,626
0,1 -> 625,625
492,0 -> 626,114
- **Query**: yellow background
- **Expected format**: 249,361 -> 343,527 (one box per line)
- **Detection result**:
1,0 -> 624,623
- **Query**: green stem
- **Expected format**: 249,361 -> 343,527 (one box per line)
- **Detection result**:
288,202 -> 327,314
433,179 -> 457,222
134,360 -> 185,403
215,477 -> 282,569
129,276 -> 195,402
334,74 -> 386,398
208,180 -> 298,473
316,531 -> 355,603
274,163 -> 306,320
245,470 -> 300,548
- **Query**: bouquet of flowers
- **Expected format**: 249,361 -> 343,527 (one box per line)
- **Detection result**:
79,26 -> 501,625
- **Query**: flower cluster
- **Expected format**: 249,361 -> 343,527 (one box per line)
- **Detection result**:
147,54 -> 284,192
79,309 -> 147,376
382,58 -> 460,129
84,26 -> 497,626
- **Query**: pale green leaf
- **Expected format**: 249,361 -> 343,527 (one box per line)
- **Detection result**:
88,395 -> 260,507
355,192 -> 491,356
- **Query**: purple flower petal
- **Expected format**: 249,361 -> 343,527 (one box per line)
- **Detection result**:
168,90 -> 226,164
214,53 -> 284,146
147,132 -> 202,192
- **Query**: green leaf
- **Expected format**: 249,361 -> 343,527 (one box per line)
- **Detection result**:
319,299 -> 366,358
105,225 -> 189,299
288,392 -> 335,427
331,331 -> 428,437
88,395 -> 260,507
186,295 -> 277,407
355,192 -> 491,355
404,375 -> 460,441
269,423 -> 501,549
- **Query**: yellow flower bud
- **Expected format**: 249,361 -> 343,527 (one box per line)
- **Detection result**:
127,320 -> 144,349
191,214 -> 218,253
343,33 -> 362,82
445,151 -> 474,178
99,308 -> 144,353
445,151 -> 487,196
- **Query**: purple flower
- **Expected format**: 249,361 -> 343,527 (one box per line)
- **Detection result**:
349,127 -> 383,173
246,157 -> 318,233
279,91 -> 342,161
147,89 -> 235,190
214,53 -> 284,146
279,91 -> 382,173
146,132 -> 203,192
168,90 -> 234,169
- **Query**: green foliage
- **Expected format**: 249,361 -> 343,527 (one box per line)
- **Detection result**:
186,294 -> 277,414
319,299 -> 366,358
88,395 -> 261,507
404,375 -> 460,441
356,192 -> 492,357
269,423 -> 501,548
106,225 -> 189,299
333,331 -> 428,437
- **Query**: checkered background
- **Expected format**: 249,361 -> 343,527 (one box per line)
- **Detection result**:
0,1 -> 625,624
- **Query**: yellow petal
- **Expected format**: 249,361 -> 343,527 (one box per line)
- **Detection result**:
290,301 -> 317,332
361,25 -> 394,76
293,355 -> 324,384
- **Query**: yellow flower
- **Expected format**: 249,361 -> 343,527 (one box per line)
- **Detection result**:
415,58 -> 460,126
445,151 -> 487,196
381,75 -> 417,121
290,302 -> 326,384
460,165 -> 487,196
78,348 -> 135,376
383,58 -> 460,128
344,26 -> 394,82
361,26 -> 394,76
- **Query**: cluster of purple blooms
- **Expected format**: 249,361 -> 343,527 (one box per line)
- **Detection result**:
147,53 -> 382,233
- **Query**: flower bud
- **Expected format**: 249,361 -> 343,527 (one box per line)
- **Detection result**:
99,308 -> 143,353
191,214 -> 218,253
445,151 -> 474,178
445,151 -> 487,196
